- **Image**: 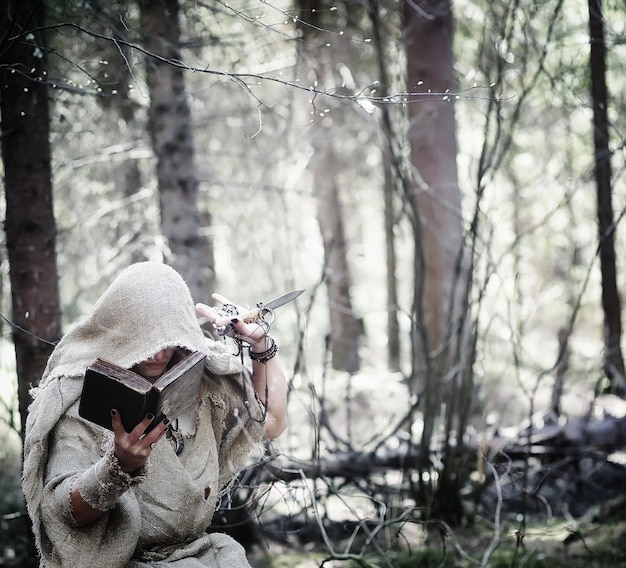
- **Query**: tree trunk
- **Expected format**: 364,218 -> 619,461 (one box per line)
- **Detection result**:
296,2 -> 362,373
404,0 -> 469,525
369,0 -> 401,372
139,0 -> 214,302
312,130 -> 362,374
404,0 -> 464,388
0,0 -> 62,440
588,0 -> 626,396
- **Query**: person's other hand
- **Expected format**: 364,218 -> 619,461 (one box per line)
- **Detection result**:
196,293 -> 268,348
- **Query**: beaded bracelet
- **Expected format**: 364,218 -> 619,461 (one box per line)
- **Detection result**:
249,336 -> 278,363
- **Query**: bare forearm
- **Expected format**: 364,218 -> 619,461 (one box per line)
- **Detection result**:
71,481 -> 105,527
195,299 -> 289,438
250,337 -> 288,439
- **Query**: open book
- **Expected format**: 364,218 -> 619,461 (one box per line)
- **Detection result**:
78,350 -> 206,433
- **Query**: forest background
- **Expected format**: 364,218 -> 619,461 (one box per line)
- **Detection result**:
1,0 -> 626,567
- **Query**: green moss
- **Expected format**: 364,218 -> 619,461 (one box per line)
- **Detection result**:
252,517 -> 626,568
254,552 -> 328,568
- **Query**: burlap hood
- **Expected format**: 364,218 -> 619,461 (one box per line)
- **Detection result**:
39,261 -> 242,385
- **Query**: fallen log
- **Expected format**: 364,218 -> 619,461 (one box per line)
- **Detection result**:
256,448 -> 426,483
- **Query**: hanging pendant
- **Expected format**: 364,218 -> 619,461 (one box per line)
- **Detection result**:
166,420 -> 185,456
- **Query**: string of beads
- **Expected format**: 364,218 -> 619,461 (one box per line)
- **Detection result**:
249,337 -> 278,364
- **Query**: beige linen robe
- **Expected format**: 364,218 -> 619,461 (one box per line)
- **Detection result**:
22,262 -> 265,568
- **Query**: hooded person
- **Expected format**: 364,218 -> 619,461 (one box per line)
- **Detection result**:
22,262 -> 288,568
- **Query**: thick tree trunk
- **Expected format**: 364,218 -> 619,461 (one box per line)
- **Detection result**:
139,0 -> 214,302
404,0 -> 464,389
588,0 -> 626,396
0,0 -> 62,440
404,0 -> 469,525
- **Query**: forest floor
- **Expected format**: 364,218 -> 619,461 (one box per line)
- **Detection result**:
248,369 -> 626,567
249,511 -> 626,567
3,362 -> 625,567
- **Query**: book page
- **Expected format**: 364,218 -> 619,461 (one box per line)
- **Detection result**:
154,352 -> 206,422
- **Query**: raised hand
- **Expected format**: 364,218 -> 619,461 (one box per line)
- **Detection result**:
196,293 -> 269,348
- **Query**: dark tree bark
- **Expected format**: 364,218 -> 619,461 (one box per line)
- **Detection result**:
139,0 -> 214,302
404,0 -> 470,526
588,0 -> 626,396
0,0 -> 62,440
404,0 -> 464,390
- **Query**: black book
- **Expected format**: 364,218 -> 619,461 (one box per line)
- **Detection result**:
79,350 -> 206,433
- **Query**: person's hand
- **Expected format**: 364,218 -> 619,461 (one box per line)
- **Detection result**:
111,410 -> 168,474
196,293 -> 269,349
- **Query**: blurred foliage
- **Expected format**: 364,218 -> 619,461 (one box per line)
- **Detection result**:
35,0 -> 626,421
0,401 -> 30,565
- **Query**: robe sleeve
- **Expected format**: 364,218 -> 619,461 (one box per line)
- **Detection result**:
38,403 -> 145,568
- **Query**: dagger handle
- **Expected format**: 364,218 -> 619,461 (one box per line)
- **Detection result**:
240,304 -> 275,324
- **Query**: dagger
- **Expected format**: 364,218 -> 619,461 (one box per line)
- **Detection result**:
209,289 -> 305,336
231,289 -> 305,324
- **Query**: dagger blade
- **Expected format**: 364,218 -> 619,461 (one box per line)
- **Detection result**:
239,289 -> 305,323
264,289 -> 305,310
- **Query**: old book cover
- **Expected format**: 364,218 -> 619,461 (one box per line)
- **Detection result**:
78,350 -> 206,433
